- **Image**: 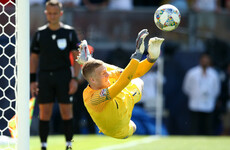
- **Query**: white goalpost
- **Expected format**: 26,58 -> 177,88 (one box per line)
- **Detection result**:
155,57 -> 164,135
16,0 -> 30,150
0,0 -> 29,150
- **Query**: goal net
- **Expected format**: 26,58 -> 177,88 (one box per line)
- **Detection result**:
0,0 -> 29,150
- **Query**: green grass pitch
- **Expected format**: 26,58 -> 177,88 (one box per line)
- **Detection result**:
29,135 -> 230,150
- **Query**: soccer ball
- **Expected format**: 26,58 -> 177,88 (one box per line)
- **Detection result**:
154,4 -> 181,31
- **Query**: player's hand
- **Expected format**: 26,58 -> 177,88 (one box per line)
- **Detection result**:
147,37 -> 164,61
131,29 -> 149,61
69,79 -> 78,95
136,29 -> 149,54
30,82 -> 38,97
76,40 -> 93,65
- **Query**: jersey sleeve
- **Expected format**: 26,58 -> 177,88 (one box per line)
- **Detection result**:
133,58 -> 155,78
70,29 -> 79,51
108,59 -> 139,99
30,31 -> 40,54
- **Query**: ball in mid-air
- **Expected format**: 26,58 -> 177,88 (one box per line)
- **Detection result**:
154,4 -> 181,31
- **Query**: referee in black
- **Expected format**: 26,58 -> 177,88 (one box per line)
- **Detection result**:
30,1 -> 80,150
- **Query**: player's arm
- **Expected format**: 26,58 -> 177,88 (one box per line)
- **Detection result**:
108,59 -> 139,98
108,29 -> 149,98
69,29 -> 82,94
133,37 -> 164,78
69,50 -> 81,94
71,50 -> 81,79
30,31 -> 40,97
30,53 -> 39,97
30,53 -> 39,74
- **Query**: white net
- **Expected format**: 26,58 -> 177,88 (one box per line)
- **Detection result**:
0,0 -> 17,149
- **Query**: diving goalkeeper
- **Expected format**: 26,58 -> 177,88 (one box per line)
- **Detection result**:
77,29 -> 164,139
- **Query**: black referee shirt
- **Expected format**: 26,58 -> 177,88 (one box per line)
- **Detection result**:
30,23 -> 79,71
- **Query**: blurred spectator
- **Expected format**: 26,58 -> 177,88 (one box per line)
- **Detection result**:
107,0 -> 133,11
191,0 -> 221,32
226,0 -> 230,11
30,0 -> 46,37
59,0 -> 81,7
133,0 -> 163,7
59,0 -> 82,25
183,53 -> 220,135
169,0 -> 189,14
82,0 -> 108,11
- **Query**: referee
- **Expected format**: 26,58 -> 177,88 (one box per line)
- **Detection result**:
30,1 -> 80,150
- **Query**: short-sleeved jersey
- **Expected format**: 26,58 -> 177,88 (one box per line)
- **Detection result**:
83,63 -> 142,138
30,23 -> 79,71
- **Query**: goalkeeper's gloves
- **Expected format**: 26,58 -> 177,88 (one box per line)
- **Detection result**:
131,29 -> 149,61
76,40 -> 93,65
147,37 -> 164,63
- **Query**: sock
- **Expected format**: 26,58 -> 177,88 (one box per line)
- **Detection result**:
41,142 -> 47,148
66,141 -> 72,147
39,120 -> 50,144
63,118 -> 73,142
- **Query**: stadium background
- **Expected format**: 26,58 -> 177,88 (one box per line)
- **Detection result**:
1,0 -> 230,140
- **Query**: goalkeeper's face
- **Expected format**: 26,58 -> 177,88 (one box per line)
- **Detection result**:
91,64 -> 110,89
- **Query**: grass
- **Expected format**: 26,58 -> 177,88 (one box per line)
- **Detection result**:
28,135 -> 230,150
1,135 -> 229,150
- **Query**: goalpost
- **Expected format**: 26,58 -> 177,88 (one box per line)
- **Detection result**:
17,0 -> 30,149
0,0 -> 29,150
155,57 -> 164,135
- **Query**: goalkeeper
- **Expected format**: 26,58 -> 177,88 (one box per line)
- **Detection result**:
77,29 -> 164,139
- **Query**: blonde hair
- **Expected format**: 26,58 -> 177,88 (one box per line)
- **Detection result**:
82,59 -> 104,81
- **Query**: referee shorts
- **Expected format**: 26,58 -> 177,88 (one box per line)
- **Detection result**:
37,68 -> 72,104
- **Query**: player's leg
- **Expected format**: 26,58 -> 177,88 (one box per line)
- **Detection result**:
122,120 -> 137,139
37,71 -> 56,150
59,103 -> 74,149
130,120 -> 137,133
132,78 -> 144,92
56,68 -> 74,149
130,78 -> 144,104
39,103 -> 54,150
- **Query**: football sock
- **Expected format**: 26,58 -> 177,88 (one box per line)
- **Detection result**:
39,120 -> 49,144
41,142 -> 47,150
63,118 -> 73,142
66,141 -> 72,147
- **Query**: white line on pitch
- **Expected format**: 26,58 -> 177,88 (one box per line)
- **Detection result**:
94,136 -> 160,150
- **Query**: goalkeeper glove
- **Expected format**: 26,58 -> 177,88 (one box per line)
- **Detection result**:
131,29 -> 149,61
147,37 -> 164,63
76,40 -> 93,65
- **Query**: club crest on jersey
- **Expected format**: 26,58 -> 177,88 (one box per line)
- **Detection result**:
57,38 -> 67,50
100,89 -> 107,97
52,34 -> 56,40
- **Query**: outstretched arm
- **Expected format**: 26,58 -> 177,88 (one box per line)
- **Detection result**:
108,29 -> 149,98
133,37 -> 164,78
